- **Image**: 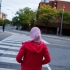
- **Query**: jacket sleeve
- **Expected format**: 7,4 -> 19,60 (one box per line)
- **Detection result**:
16,43 -> 25,63
42,44 -> 51,65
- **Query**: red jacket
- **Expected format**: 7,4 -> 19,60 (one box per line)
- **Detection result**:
16,41 -> 51,70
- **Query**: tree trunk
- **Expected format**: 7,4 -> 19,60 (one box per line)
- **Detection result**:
45,21 -> 48,34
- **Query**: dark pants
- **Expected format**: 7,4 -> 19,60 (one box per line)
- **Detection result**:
2,26 -> 5,32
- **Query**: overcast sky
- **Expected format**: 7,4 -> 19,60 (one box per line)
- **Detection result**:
1,0 -> 70,20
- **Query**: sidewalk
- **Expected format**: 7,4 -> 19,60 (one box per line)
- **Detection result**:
13,30 -> 70,41
42,34 -> 70,41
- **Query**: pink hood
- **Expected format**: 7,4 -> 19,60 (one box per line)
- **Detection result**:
26,27 -> 42,43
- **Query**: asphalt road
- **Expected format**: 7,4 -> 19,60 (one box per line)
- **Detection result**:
0,25 -> 70,70
0,31 -> 12,41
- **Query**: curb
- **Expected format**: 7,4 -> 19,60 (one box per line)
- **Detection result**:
42,34 -> 70,41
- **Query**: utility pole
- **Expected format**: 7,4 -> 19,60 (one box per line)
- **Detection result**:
0,0 -> 2,18
60,5 -> 65,36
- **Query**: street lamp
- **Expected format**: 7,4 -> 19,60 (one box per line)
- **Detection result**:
7,9 -> 13,21
7,9 -> 14,27
0,0 -> 2,18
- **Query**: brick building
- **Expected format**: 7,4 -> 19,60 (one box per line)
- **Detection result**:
36,0 -> 70,36
0,13 -> 6,19
39,0 -> 70,11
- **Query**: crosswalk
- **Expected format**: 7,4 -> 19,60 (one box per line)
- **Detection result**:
0,34 -> 51,70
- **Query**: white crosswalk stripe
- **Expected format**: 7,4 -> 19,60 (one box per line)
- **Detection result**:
3,51 -> 18,55
0,45 -> 20,50
0,68 -> 15,70
0,50 -> 5,54
0,57 -> 18,64
0,34 -> 51,70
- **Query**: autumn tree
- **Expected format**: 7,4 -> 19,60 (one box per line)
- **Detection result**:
0,18 -> 3,26
0,18 -> 10,26
14,7 -> 36,30
37,4 -> 58,33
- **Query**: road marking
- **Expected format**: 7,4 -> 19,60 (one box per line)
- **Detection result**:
0,42 -> 21,46
0,45 -> 10,48
0,34 -> 51,70
9,46 -> 20,50
0,34 -> 28,42
43,64 -> 51,70
0,50 -> 5,54
0,68 -> 15,70
3,51 -> 18,55
42,39 -> 50,44
0,57 -> 18,64
0,45 -> 20,50
0,56 -> 51,70
0,34 -> 50,45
